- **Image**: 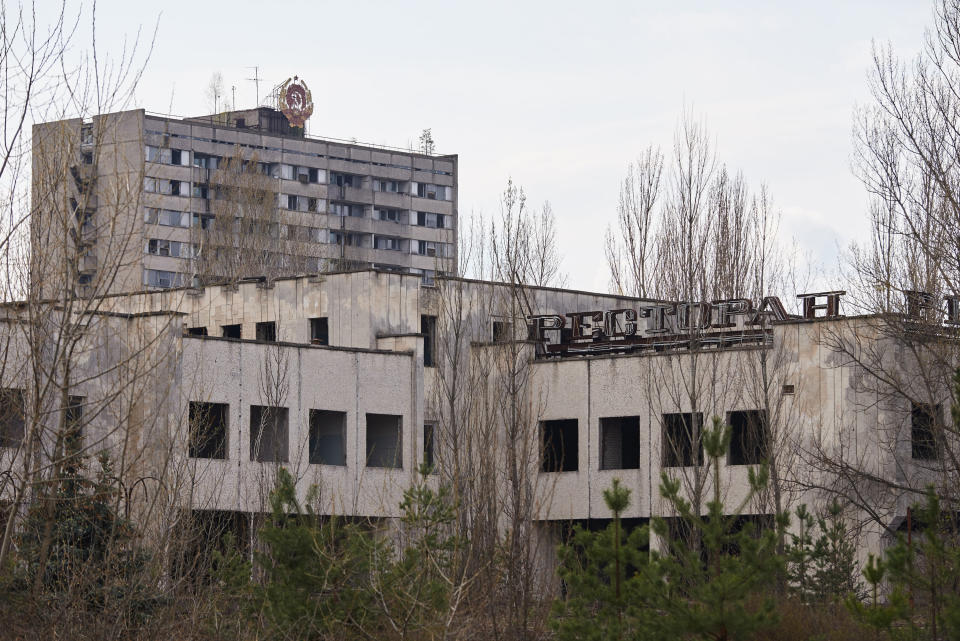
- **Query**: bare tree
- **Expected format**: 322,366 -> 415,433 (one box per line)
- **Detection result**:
807,0 -> 960,534
604,115 -> 807,559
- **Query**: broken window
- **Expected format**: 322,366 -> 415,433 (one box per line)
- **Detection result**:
492,320 -> 512,343
189,402 -> 228,459
542,419 -> 579,472
250,406 -> 288,463
600,416 -> 640,470
309,410 -> 346,466
0,388 -> 25,448
662,412 -> 703,467
366,413 -> 402,468
423,423 -> 436,471
912,402 -> 941,460
222,324 -> 242,339
255,321 -> 276,342
421,315 -> 437,367
728,410 -> 768,466
187,326 -> 208,336
310,317 -> 329,345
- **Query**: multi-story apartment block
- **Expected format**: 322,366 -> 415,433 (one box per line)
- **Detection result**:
31,105 -> 457,296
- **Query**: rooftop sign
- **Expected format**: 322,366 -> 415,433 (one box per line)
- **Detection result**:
527,292 -> 848,357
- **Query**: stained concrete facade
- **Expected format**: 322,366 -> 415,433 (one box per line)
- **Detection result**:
31,108 -> 457,298
0,269 -> 949,573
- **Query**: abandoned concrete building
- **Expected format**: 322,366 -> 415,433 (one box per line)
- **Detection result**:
13,88 -> 957,584
1,267 -> 954,580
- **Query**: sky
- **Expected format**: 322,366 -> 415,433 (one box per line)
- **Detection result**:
41,0 -> 934,291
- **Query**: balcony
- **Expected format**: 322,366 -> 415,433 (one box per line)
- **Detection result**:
330,185 -> 372,204
78,254 -> 98,273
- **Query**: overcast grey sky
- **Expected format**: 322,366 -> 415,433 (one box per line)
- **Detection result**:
50,0 -> 934,290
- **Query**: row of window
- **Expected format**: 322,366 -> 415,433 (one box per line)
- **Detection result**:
538,411 -> 769,473
330,173 -> 454,201
539,403 -> 948,472
144,208 -> 214,229
373,209 -> 453,229
147,148 -> 451,197
144,130 -> 454,176
189,401 -> 435,469
146,238 -> 197,258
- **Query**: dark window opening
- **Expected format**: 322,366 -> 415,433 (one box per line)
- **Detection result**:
171,149 -> 182,165
190,402 -> 228,459
366,413 -> 402,468
310,317 -> 329,345
64,395 -> 84,456
492,320 -> 512,343
912,403 -> 941,460
187,326 -> 208,336
309,410 -> 346,466
250,405 -> 289,463
542,419 -> 579,472
600,416 -> 640,470
170,180 -> 181,196
256,321 -> 276,342
172,509 -> 250,583
728,410 -> 768,466
81,151 -> 93,165
424,423 -> 436,471
662,412 -> 703,468
222,324 -> 242,339
421,315 -> 437,367
309,168 -> 320,183
0,388 -> 25,448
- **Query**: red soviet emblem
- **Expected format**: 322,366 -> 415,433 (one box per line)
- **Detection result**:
279,76 -> 314,128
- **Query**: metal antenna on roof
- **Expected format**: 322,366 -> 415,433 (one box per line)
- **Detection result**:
247,66 -> 262,106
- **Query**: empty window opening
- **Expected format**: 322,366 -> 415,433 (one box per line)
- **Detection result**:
187,326 -> 208,336
421,315 -> 437,367
174,510 -> 250,582
222,324 -> 242,339
0,388 -> 25,448
492,320 -> 512,343
662,412 -> 703,468
310,317 -> 329,345
728,410 -> 768,466
190,402 -> 229,460
424,423 -> 436,471
542,419 -> 579,472
600,416 -> 640,470
256,321 -> 276,342
366,413 -> 402,468
64,395 -> 84,456
309,410 -> 346,466
912,402 -> 941,460
250,406 -> 289,463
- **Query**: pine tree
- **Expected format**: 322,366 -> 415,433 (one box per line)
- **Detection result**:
849,487 -> 960,640
787,500 -> 862,603
645,416 -> 787,641
553,417 -> 787,641
552,478 -> 652,641
250,467 -> 376,639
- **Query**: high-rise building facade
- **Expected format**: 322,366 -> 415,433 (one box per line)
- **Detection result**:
31,103 -> 457,296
